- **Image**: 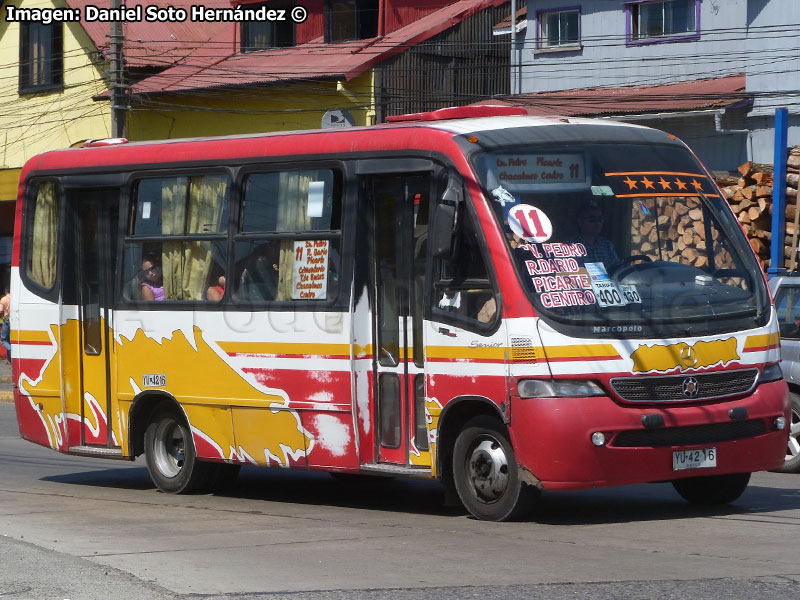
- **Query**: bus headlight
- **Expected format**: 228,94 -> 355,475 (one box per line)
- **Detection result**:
517,379 -> 605,398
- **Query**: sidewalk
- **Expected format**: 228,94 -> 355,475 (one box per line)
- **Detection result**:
0,359 -> 12,403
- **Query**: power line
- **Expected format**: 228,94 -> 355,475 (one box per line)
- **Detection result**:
3,12 -> 800,146
1,19 -> 798,90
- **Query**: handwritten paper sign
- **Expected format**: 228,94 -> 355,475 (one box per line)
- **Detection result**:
292,240 -> 329,300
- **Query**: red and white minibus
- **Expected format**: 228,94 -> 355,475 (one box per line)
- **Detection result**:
11,106 -> 789,520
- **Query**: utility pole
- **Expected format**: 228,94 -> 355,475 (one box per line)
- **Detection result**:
110,0 -> 126,138
510,0 -> 516,96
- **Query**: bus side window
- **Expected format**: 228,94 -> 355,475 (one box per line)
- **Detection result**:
123,174 -> 230,302
233,168 -> 342,303
432,203 -> 497,328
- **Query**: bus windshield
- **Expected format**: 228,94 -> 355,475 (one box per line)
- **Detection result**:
473,142 -> 768,336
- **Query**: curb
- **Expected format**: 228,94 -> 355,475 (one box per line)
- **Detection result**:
0,391 -> 13,403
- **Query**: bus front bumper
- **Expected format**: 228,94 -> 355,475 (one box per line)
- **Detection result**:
508,379 -> 790,491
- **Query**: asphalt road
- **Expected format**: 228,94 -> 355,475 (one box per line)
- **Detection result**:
0,359 -> 11,401
1,401 -> 799,600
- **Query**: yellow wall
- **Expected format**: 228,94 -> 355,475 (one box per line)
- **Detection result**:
0,168 -> 21,204
127,72 -> 376,140
0,0 -> 377,193
0,0 -> 112,185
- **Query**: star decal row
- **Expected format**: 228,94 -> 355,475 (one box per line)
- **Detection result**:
619,176 -> 706,192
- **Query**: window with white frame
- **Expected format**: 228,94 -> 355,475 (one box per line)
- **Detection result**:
629,0 -> 697,42
538,8 -> 580,48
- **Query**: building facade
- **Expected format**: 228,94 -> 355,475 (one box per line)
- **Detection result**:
503,0 -> 800,170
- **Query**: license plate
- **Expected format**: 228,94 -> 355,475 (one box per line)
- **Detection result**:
673,448 -> 716,471
142,373 -> 166,387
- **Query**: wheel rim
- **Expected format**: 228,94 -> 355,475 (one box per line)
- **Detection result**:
466,436 -> 509,503
787,406 -> 800,462
153,419 -> 186,478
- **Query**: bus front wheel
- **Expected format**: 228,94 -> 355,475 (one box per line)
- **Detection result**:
144,409 -> 217,493
671,472 -> 751,505
452,415 -> 537,521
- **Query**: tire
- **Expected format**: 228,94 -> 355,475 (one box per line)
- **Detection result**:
775,392 -> 800,474
144,409 -> 217,494
672,472 -> 751,505
452,415 -> 538,521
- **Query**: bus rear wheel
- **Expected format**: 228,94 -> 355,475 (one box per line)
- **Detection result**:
671,472 -> 751,505
144,409 -> 217,494
452,415 -> 537,521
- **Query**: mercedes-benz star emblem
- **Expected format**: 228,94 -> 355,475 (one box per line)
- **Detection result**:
682,377 -> 699,398
679,345 -> 699,369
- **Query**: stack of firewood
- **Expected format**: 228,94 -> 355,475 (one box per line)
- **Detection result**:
630,197 -> 726,269
715,146 -> 800,271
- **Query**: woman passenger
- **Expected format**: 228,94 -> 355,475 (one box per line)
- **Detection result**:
141,259 -> 165,301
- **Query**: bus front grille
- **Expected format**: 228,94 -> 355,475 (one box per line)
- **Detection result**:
611,419 -> 767,448
610,369 -> 759,403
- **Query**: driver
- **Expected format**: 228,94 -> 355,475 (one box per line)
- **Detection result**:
568,202 -> 620,269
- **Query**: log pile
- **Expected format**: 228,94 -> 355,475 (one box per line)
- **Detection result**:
715,146 -> 800,271
630,198 -> 727,269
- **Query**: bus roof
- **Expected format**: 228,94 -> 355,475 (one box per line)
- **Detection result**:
427,114 -> 647,135
21,111 -> 663,177
74,113 -> 647,150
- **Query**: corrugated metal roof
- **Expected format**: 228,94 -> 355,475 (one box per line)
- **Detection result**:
129,0 -> 507,94
65,0 -> 234,68
472,75 -> 747,117
493,5 -> 526,32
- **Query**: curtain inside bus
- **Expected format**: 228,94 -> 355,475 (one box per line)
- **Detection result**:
276,171 -> 313,301
30,181 -> 58,289
161,176 -> 227,300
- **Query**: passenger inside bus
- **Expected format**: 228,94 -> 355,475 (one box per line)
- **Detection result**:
207,274 -> 226,302
568,202 -> 620,269
235,241 -> 280,302
141,258 -> 165,301
123,251 -> 158,301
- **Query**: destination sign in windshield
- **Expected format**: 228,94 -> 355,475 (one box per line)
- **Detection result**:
492,153 -> 586,189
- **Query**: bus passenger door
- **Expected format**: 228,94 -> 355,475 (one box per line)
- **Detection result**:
62,191 -> 118,448
363,173 -> 431,466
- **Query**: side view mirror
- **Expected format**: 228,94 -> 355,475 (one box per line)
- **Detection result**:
431,203 -> 456,258
431,174 -> 463,259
